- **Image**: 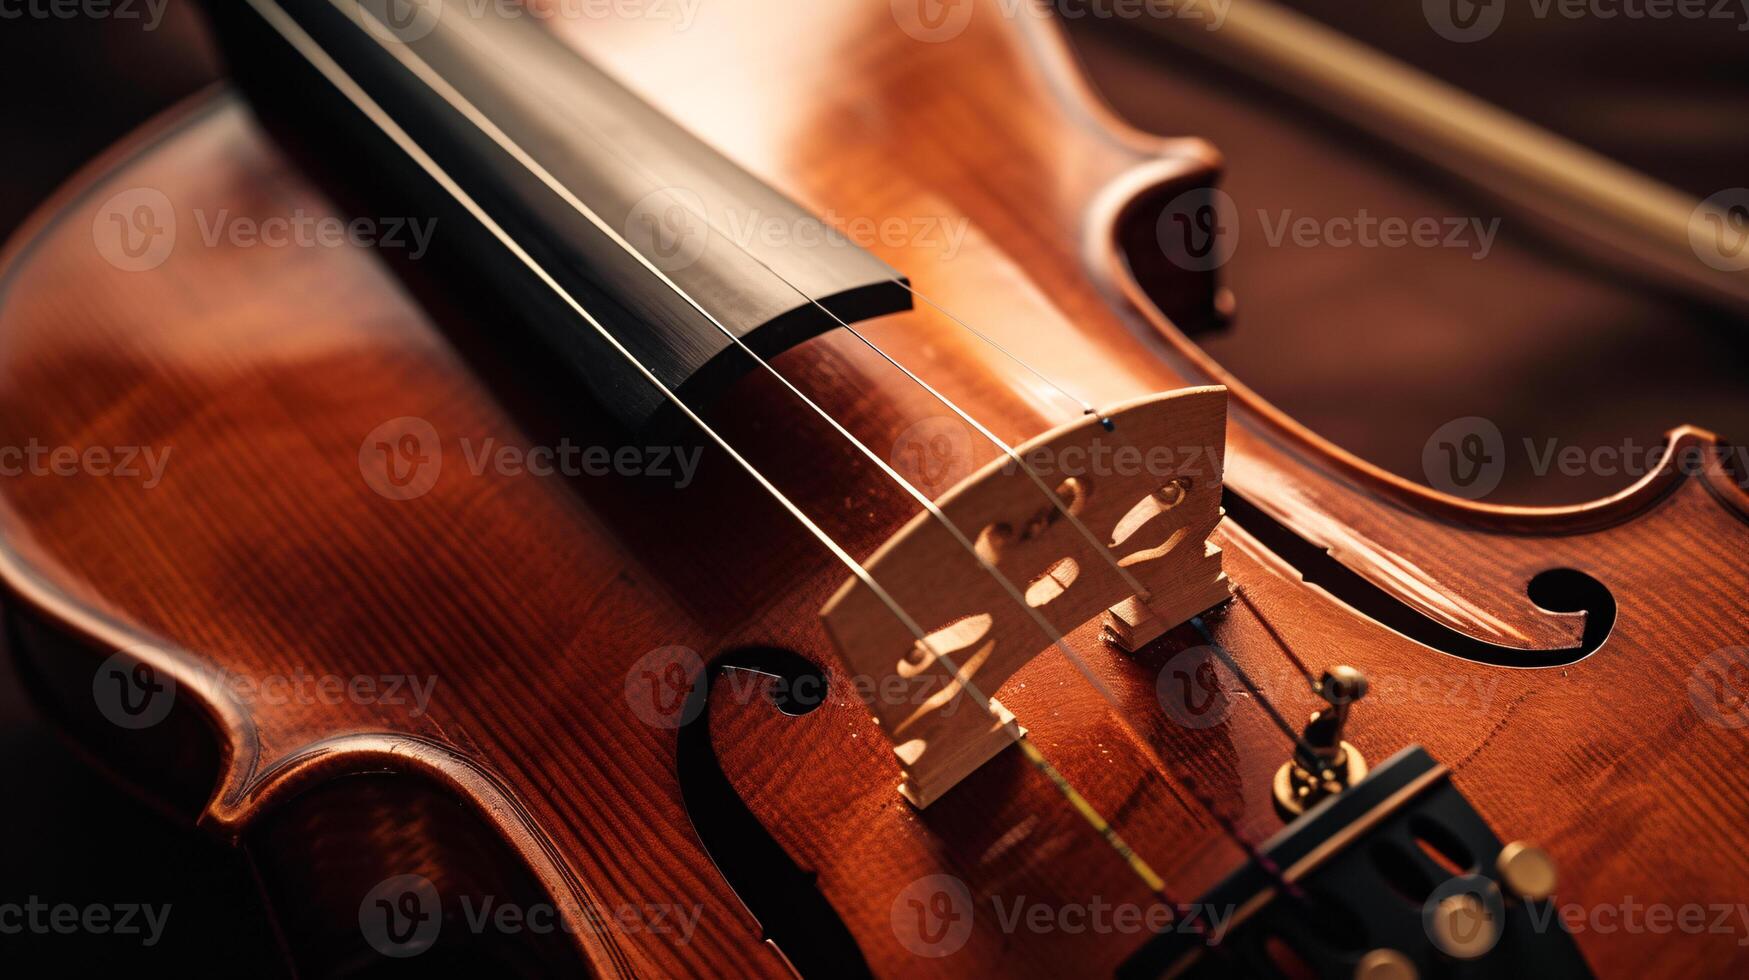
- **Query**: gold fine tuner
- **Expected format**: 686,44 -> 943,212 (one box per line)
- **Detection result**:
1274,665 -> 1370,817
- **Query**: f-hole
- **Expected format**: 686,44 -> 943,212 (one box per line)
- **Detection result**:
1223,490 -> 1616,667
675,646 -> 873,979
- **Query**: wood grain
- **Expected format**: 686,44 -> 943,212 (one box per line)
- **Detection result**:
0,1 -> 1745,977
820,387 -> 1229,806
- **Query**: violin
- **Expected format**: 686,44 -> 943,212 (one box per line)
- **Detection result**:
2,0 -> 1746,976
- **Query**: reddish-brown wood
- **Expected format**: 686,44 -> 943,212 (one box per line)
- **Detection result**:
1,1 -> 1746,977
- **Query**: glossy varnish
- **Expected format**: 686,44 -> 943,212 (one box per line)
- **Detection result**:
0,1 -> 1746,976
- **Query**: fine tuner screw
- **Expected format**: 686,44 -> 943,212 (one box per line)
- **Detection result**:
1274,665 -> 1370,818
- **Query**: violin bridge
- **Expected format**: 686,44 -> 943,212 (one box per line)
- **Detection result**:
820,386 -> 1233,807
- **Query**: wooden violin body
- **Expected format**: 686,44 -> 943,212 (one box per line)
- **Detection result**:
2,1 -> 1746,976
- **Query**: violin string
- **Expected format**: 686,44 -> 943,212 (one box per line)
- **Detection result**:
882,278 -> 1330,891
382,2 -> 1236,901
378,0 -> 1200,780
525,137 -> 1328,903
396,0 -> 1329,875
259,0 -> 1174,899
869,258 -> 1332,894
406,11 -> 1315,903
1234,584 -> 1319,687
407,0 -> 1148,600
863,266 -> 1333,772
886,278 -> 1101,419
786,310 -> 1154,601
346,0 -> 1329,907
522,0 -> 1338,918
407,3 -> 1157,610
889,268 -> 1334,772
599,170 -> 1317,916
1188,616 -> 1330,777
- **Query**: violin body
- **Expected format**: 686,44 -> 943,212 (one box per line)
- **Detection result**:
3,1 -> 1746,976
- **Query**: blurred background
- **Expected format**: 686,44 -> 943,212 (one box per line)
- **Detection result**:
0,0 -> 1744,973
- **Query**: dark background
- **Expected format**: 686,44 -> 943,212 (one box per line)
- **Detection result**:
0,7 -> 283,976
0,0 -> 1744,974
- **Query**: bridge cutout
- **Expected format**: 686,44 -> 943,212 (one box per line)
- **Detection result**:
820,387 -> 1233,806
